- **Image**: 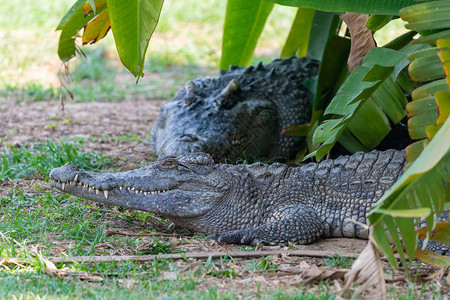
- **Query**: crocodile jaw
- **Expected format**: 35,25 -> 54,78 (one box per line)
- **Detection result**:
49,162 -> 225,219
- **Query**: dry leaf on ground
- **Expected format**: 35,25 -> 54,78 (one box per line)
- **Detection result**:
337,237 -> 386,299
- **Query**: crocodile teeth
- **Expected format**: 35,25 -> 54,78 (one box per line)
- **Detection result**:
103,190 -> 109,199
73,174 -> 79,182
119,186 -> 123,191
143,192 -> 148,196
127,187 -> 132,191
95,189 -> 99,195
135,190 -> 139,194
61,183 -> 66,190
88,186 -> 92,192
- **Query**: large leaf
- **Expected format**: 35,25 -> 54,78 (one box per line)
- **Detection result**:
56,0 -> 87,31
369,117 -> 450,269
305,47 -> 407,160
366,15 -> 393,31
57,2 -> 97,61
413,29 -> 450,46
220,0 -> 274,69
414,248 -> 450,268
306,11 -> 339,62
346,98 -> 391,149
437,39 -> 450,92
408,48 -> 445,82
82,8 -> 111,45
267,0 -> 416,15
312,35 -> 350,113
106,0 -> 164,79
370,77 -> 407,123
411,79 -> 448,100
306,11 -> 342,123
83,0 -> 107,16
401,0 -> 450,32
280,8 -> 315,58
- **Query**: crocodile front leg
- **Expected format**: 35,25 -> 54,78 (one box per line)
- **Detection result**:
210,204 -> 323,245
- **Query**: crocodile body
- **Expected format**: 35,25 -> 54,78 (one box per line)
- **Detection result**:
51,150 -> 414,246
151,57 -> 319,162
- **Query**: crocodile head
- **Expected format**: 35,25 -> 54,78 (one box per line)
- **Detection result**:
49,153 -> 231,221
151,78 -> 279,162
151,58 -> 319,162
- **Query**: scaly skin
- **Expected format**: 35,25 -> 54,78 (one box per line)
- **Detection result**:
50,150 -> 409,246
151,57 -> 319,162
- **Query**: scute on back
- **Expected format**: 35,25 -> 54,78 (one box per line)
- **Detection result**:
151,57 -> 319,162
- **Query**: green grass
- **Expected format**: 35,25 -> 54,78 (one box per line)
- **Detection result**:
0,140 -> 112,181
323,254 -> 354,269
0,184 -> 335,298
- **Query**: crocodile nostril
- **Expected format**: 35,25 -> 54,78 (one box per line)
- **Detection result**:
179,134 -> 198,142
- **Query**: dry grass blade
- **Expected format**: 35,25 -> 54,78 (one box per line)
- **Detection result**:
336,236 -> 386,299
340,13 -> 377,72
44,258 -> 104,282
0,257 -> 29,269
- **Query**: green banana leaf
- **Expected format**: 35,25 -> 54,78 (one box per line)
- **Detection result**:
106,0 -> 164,79
267,0 -> 416,15
280,8 -> 315,58
56,0 -> 87,31
57,0 -> 98,61
220,0 -> 274,69
366,15 -> 393,31
401,0 -> 450,32
305,47 -> 408,161
369,117 -> 450,269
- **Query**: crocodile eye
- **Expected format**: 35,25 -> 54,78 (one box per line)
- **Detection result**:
157,157 -> 178,169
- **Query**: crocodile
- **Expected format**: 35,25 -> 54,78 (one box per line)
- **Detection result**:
151,57 -> 319,162
50,149 -> 448,251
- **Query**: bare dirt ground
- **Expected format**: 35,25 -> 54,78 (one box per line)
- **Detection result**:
1,99 -> 165,168
1,99 -> 448,298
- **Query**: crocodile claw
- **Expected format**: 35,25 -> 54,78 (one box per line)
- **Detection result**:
208,230 -> 265,246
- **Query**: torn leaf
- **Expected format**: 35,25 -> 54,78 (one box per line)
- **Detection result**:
82,8 -> 110,45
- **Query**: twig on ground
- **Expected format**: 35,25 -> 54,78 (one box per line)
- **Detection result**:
50,249 -> 359,264
104,230 -> 189,238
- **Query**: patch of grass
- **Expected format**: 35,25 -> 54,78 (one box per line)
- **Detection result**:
324,254 -> 354,269
248,256 -> 278,273
66,47 -> 122,102
194,255 -> 239,279
0,83 -> 57,103
0,140 -> 112,181
0,265 -> 213,299
0,185 -> 216,298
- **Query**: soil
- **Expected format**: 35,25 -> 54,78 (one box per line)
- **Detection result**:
0,98 -> 448,298
1,99 -> 165,168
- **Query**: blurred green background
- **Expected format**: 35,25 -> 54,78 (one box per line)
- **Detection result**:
0,0 -> 407,103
